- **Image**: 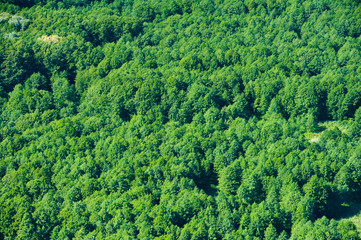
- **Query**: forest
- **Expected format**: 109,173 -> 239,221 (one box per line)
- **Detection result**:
1,0 -> 361,239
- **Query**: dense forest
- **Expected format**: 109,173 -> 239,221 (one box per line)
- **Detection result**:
1,0 -> 361,239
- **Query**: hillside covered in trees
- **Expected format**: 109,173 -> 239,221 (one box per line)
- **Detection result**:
1,0 -> 361,239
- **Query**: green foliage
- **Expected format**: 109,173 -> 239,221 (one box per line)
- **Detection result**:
8,15 -> 29,31
3,31 -> 19,39
1,0 -> 361,239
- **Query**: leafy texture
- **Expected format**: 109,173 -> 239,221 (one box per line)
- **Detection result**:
1,0 -> 361,239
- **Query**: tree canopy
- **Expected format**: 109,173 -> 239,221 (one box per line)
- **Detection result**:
1,0 -> 361,239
